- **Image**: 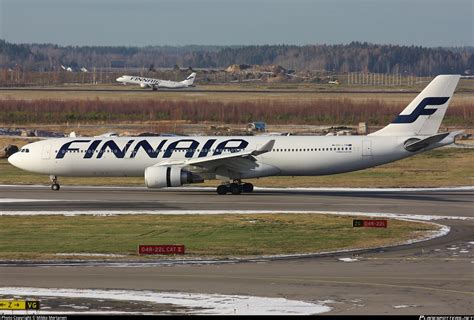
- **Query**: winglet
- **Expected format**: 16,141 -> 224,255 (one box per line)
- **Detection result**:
252,140 -> 275,156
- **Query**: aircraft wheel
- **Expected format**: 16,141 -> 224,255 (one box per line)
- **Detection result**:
217,185 -> 228,195
229,183 -> 241,195
242,183 -> 254,193
51,183 -> 60,191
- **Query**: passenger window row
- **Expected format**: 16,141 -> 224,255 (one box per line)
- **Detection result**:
54,147 -> 353,154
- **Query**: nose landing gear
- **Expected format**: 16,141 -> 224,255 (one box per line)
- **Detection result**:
50,175 -> 60,191
216,180 -> 254,195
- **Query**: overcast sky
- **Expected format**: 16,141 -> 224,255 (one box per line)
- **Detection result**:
0,0 -> 472,47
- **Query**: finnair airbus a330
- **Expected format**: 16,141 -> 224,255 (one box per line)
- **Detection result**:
116,72 -> 196,90
9,75 -> 461,195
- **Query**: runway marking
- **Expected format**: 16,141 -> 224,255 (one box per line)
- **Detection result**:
0,198 -> 84,203
1,185 -> 473,192
364,257 -> 473,262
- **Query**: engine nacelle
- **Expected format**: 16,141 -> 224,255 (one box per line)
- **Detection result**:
140,82 -> 149,88
144,166 -> 203,188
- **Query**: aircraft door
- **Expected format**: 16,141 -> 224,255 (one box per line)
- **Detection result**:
362,140 -> 372,156
41,144 -> 52,160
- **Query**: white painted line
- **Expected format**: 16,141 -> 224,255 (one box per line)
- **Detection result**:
55,253 -> 127,258
255,186 -> 474,192
0,185 -> 473,192
0,287 -> 331,315
0,199 -> 63,203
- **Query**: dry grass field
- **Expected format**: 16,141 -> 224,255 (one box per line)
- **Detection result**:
0,213 -> 438,260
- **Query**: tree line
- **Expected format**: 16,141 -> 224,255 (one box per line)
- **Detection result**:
1,40 -> 472,76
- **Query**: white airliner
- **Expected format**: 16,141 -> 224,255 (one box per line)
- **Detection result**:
116,73 -> 196,90
9,75 -> 461,195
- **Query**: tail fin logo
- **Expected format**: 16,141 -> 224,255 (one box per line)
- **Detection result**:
392,97 -> 449,124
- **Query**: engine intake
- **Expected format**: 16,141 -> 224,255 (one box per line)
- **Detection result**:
145,166 -> 203,188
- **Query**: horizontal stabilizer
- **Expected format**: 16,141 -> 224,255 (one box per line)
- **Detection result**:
404,132 -> 450,152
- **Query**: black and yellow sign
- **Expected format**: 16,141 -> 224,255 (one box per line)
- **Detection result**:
0,300 -> 40,310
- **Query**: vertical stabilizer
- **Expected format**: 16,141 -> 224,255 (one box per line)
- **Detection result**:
182,73 -> 196,86
370,75 -> 460,136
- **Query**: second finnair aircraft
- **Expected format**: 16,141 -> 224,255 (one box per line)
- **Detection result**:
9,75 -> 461,195
116,72 -> 196,90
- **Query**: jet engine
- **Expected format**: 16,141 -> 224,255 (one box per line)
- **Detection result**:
140,82 -> 149,88
144,166 -> 203,188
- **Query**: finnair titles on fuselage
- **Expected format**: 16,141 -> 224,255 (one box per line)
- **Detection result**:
116,73 -> 196,90
9,75 -> 461,194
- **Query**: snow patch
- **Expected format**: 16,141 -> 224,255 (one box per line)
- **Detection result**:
393,305 -> 419,309
338,257 -> 359,262
0,209 -> 471,223
0,287 -> 331,315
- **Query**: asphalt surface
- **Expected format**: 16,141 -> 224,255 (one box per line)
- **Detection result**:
0,185 -> 472,216
0,186 -> 473,315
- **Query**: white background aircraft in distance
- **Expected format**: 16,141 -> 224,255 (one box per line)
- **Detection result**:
116,72 -> 196,90
9,75 -> 461,195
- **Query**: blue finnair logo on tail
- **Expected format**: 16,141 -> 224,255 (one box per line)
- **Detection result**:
392,97 -> 449,124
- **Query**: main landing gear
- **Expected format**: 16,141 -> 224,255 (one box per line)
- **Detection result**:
216,180 -> 254,195
50,175 -> 60,191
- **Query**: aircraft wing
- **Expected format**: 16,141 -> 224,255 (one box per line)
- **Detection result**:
156,140 -> 275,172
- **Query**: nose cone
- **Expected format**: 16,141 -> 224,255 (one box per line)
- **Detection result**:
7,152 -> 20,168
116,76 -> 124,82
